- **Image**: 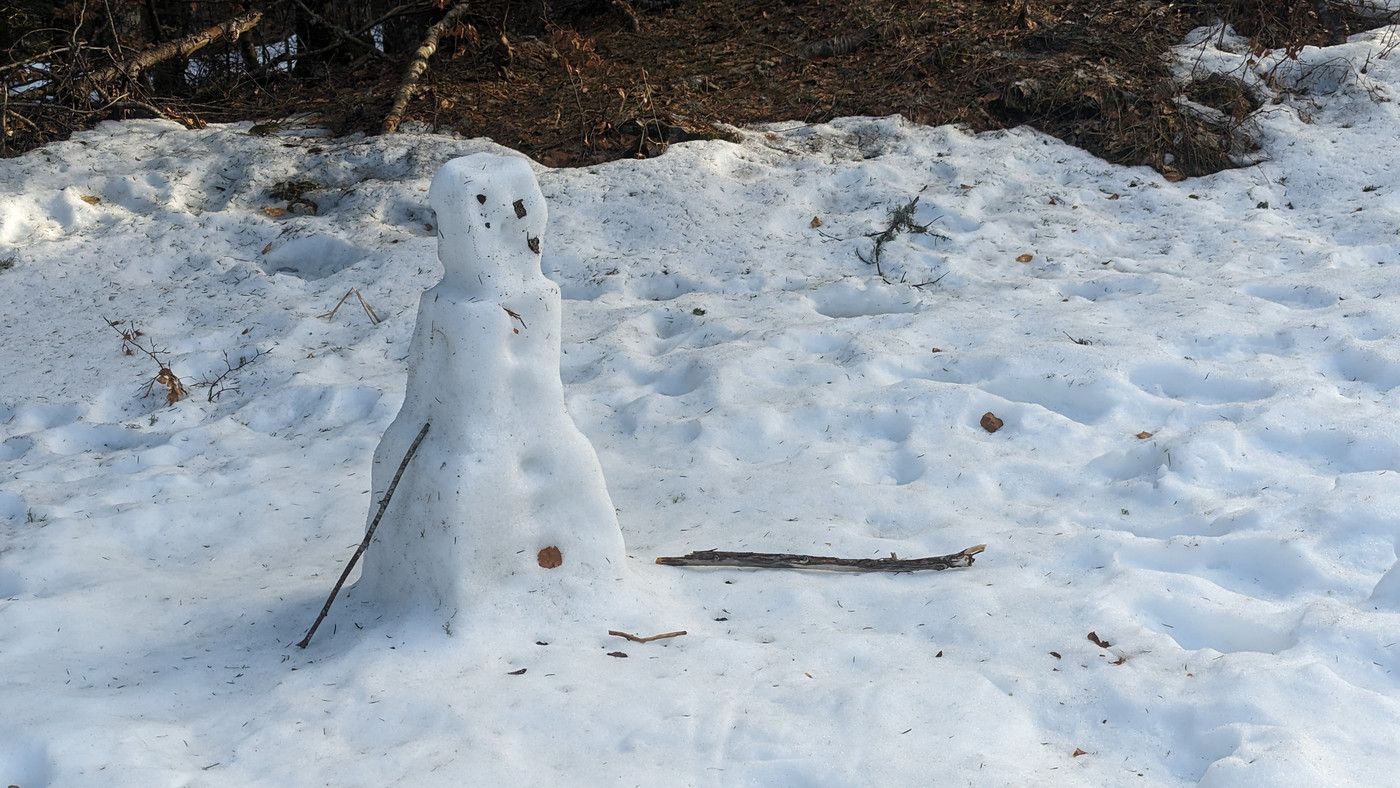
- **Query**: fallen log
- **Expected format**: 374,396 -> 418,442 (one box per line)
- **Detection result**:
655,544 -> 985,572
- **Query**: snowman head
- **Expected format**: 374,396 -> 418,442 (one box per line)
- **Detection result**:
429,153 -> 548,292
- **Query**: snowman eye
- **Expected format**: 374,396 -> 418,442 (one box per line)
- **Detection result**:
527,236 -> 540,254
513,199 -> 527,218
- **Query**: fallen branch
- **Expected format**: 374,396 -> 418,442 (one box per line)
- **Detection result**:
297,422 -> 431,649
197,347 -> 270,402
86,10 -> 263,87
382,1 -> 474,133
106,318 -> 187,405
655,544 -> 985,572
292,0 -> 392,63
609,629 -> 687,643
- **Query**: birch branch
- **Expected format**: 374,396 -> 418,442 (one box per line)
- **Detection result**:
382,1 -> 473,133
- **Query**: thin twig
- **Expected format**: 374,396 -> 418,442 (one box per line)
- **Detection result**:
291,0 -> 391,62
297,422 -> 431,649
609,629 -> 687,643
655,544 -> 985,572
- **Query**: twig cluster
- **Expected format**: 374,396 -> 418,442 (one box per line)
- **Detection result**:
107,318 -> 187,405
197,348 -> 272,403
856,196 -> 949,287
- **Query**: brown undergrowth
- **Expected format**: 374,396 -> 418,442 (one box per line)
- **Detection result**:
4,1 -> 1395,177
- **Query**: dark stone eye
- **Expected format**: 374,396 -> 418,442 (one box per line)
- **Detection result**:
476,194 -> 486,204
484,222 -> 490,228
527,236 -> 540,254
513,199 -> 527,218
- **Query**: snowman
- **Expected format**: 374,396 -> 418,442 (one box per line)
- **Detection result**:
355,153 -> 626,626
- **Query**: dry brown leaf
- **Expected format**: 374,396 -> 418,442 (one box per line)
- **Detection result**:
810,216 -> 823,227
538,545 -> 563,568
1108,193 -> 1120,200
980,412 -> 1004,433
1016,253 -> 1033,263
1136,431 -> 1153,439
1088,631 -> 1112,649
1072,748 -> 1087,757
80,194 -> 101,205
260,242 -> 273,255
607,651 -> 628,658
263,207 -> 287,217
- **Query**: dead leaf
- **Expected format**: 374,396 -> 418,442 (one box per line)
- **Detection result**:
80,194 -> 101,205
1108,193 -> 1120,200
1016,253 -> 1033,263
260,242 -> 273,255
935,650 -> 943,658
1049,651 -> 1061,659
425,223 -> 434,231
263,207 -> 287,218
507,668 -> 526,675
810,216 -> 823,227
1072,748 -> 1087,757
930,347 -> 943,353
980,412 -> 1004,433
607,651 -> 628,658
1135,431 -> 1153,439
537,546 -> 563,569
1088,631 -> 1112,649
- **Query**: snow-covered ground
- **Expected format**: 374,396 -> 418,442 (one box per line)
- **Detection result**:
3,24 -> 1400,787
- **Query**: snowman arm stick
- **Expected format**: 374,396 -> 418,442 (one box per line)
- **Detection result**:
297,422 -> 431,648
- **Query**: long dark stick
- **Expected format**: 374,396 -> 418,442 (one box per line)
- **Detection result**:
655,544 -> 985,572
296,422 -> 430,649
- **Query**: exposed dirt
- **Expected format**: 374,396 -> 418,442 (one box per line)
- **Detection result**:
8,1 -> 1393,177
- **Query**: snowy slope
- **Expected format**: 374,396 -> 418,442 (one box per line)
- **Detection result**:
2,23 -> 1400,787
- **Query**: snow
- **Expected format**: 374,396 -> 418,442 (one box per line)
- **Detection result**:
3,23 -> 1400,786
